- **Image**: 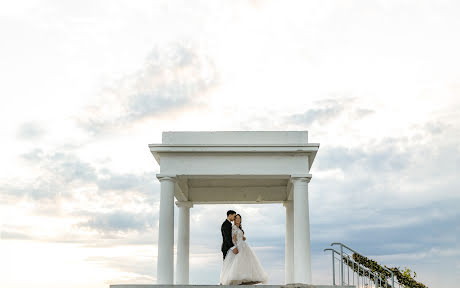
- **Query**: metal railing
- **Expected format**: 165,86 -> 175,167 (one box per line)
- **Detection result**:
324,242 -> 399,288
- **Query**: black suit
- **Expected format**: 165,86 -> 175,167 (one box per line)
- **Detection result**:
221,219 -> 234,260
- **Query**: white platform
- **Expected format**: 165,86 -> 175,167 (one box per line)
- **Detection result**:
110,285 -> 354,288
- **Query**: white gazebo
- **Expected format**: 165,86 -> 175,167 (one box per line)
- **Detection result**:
148,131 -> 320,285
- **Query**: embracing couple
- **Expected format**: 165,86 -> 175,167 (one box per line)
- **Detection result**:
219,210 -> 269,285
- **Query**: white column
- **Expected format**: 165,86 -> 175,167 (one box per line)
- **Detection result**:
157,175 -> 176,284
292,176 -> 312,284
283,201 -> 294,284
175,201 -> 193,284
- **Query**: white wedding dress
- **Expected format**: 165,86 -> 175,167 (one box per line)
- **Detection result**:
220,224 -> 269,285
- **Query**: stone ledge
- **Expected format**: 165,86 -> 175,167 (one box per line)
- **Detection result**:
109,285 -> 355,288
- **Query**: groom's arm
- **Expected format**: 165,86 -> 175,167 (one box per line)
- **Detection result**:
221,223 -> 238,253
222,222 -> 236,250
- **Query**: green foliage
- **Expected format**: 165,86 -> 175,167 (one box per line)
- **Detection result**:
402,267 -> 417,279
391,266 -> 426,288
341,253 -> 428,288
341,253 -> 388,286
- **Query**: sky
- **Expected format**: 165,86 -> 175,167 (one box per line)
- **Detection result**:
1,0 -> 459,287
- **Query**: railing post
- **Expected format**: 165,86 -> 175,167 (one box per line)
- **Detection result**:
327,243 -> 399,288
332,250 -> 335,285
347,257 -> 350,284
357,264 -> 360,288
340,245 -> 344,285
352,260 -> 354,286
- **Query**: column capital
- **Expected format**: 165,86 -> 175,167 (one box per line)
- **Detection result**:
157,174 -> 177,182
175,201 -> 193,208
290,174 -> 312,184
283,200 -> 293,208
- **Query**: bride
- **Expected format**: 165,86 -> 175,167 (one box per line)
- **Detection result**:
220,214 -> 269,285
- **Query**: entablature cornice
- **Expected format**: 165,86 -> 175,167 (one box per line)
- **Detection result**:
149,144 -> 319,169
148,143 -> 319,153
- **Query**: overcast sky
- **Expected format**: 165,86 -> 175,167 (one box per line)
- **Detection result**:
1,1 -> 459,288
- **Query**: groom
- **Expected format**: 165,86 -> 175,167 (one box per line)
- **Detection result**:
221,210 -> 239,260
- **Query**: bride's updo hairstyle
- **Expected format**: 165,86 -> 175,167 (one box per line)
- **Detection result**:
235,214 -> 244,234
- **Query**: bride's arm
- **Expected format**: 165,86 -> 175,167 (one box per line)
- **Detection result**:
232,225 -> 240,247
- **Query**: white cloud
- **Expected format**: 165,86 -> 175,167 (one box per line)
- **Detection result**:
75,42 -> 218,136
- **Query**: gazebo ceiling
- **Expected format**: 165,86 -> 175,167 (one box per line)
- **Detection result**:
176,175 -> 292,204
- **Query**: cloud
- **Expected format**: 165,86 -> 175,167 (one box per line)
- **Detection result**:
286,97 -> 374,126
48,152 -> 98,183
1,150 -> 99,202
20,148 -> 45,162
301,123 -> 460,269
311,199 -> 459,249
0,145 -> 164,247
1,230 -> 33,240
422,121 -> 448,135
354,108 -> 374,119
6,149 -> 159,203
76,42 -> 219,136
75,209 -> 156,233
97,170 -> 157,195
289,105 -> 345,125
315,142 -> 409,173
16,122 -> 46,140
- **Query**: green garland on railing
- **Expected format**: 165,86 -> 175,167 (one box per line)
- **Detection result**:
391,267 -> 427,288
341,253 -> 428,288
341,254 -> 387,286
